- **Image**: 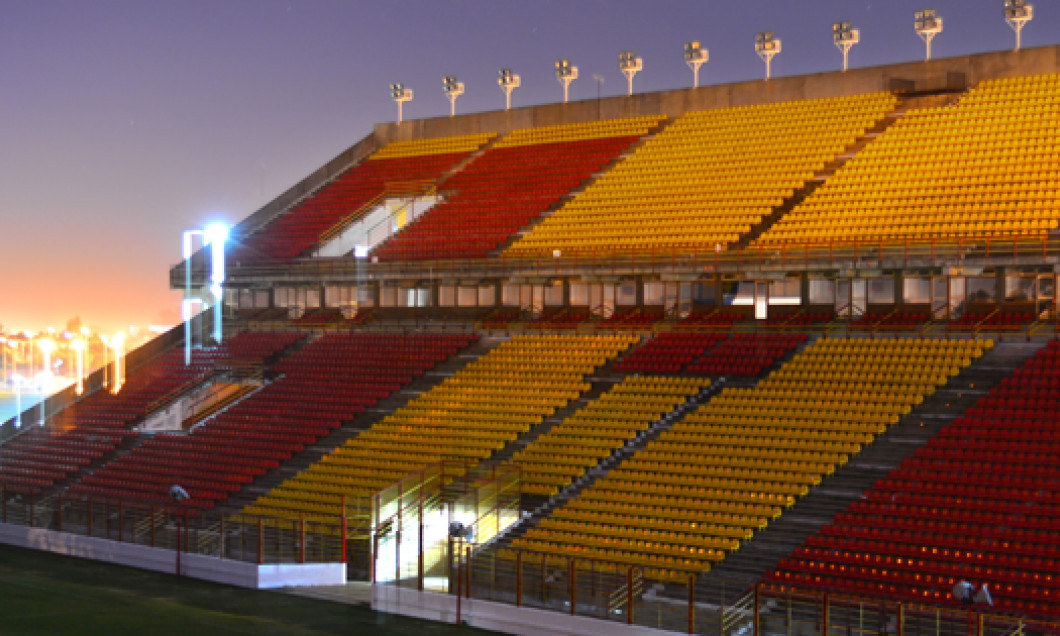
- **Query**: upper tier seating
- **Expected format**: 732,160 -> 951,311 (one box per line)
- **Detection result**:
0,348 -> 219,496
371,117 -> 665,261
756,73 -> 1060,247
65,334 -> 474,511
503,93 -> 896,259
243,334 -> 636,521
684,332 -> 807,376
613,332 -> 726,374
509,376 -> 708,496
507,337 -> 983,581
767,340 -> 1060,620
227,134 -> 492,265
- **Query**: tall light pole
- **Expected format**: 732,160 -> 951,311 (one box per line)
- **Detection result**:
833,22 -> 861,72
755,32 -> 782,80
555,59 -> 578,103
1004,0 -> 1034,51
182,222 -> 228,366
915,9 -> 943,62
618,50 -> 642,96
498,68 -> 520,110
443,76 -> 464,117
110,332 -> 125,395
12,373 -> 22,429
390,83 -> 413,123
71,338 -> 86,396
684,41 -> 709,88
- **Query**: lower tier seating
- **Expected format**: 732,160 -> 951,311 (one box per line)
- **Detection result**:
244,334 -> 637,521
507,337 -> 985,582
65,334 -> 475,511
768,339 -> 1060,620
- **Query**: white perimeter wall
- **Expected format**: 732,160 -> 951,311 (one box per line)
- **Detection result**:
372,585 -> 683,636
0,522 -> 345,589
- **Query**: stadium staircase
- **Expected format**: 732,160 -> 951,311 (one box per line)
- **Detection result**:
687,340 -> 1044,612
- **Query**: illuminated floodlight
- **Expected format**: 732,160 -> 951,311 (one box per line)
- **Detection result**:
110,332 -> 125,394
684,41 -> 709,88
755,32 -> 782,80
443,76 -> 465,117
497,68 -> 520,110
11,373 -> 23,428
618,50 -> 642,96
915,9 -> 943,61
1004,0 -> 1034,51
555,59 -> 579,103
833,21 -> 861,72
71,339 -> 86,395
390,83 -> 413,123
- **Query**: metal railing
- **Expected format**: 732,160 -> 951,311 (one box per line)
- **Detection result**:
0,486 -> 346,566
177,234 -> 1060,287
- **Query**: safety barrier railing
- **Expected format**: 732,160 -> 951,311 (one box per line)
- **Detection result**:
178,234 -> 1060,287
0,485 -> 346,566
460,546 -> 751,635
755,584 -> 1060,636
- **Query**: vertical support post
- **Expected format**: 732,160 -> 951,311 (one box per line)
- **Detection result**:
465,546 -> 471,599
371,532 -> 379,583
627,566 -> 634,626
515,550 -> 523,608
418,502 -> 424,591
150,505 -> 155,547
456,548 -> 463,625
341,495 -> 348,564
257,518 -> 264,565
184,510 -> 189,554
118,500 -> 123,542
105,500 -> 110,539
823,592 -> 830,635
87,499 -> 93,537
220,516 -> 226,559
753,582 -> 760,636
688,574 -> 695,634
176,515 -> 182,577
56,495 -> 63,533
569,558 -> 576,615
299,515 -> 306,564
897,602 -> 904,636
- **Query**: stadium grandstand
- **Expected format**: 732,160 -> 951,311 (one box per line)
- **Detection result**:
4,42 -> 1060,636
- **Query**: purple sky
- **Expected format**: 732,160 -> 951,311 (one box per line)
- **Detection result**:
1,1 -> 1056,333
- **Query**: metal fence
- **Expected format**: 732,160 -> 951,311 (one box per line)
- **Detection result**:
0,486 -> 347,567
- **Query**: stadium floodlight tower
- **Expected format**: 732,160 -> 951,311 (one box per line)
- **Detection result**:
443,76 -> 464,117
390,83 -> 413,123
914,9 -> 943,62
833,22 -> 860,72
498,68 -> 520,110
181,221 -> 229,366
555,59 -> 578,103
1004,0 -> 1034,51
618,50 -> 643,96
684,41 -> 709,88
754,32 -> 781,80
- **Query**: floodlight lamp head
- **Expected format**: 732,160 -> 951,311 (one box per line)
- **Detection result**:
390,83 -> 412,101
555,59 -> 577,79
1005,0 -> 1032,20
498,68 -> 520,87
915,9 -> 942,33
684,41 -> 708,63
618,50 -> 642,71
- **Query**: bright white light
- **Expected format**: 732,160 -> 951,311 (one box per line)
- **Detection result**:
203,222 -> 229,246
354,244 -> 370,259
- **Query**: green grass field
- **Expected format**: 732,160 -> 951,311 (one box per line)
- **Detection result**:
0,544 -> 497,635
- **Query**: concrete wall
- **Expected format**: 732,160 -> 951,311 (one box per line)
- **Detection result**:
0,522 -> 346,589
372,585 -> 681,636
373,45 -> 1060,143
